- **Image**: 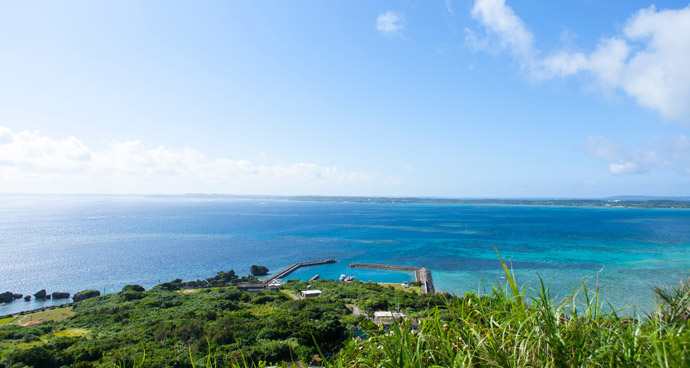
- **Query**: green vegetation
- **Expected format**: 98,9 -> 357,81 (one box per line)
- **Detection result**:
73,290 -> 101,303
122,285 -> 145,293
249,265 -> 269,276
329,256 -> 690,367
377,282 -> 421,294
331,283 -> 690,367
0,273 -> 438,367
1,266 -> 689,367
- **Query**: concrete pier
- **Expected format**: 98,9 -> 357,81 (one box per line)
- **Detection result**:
348,263 -> 435,294
263,259 -> 336,285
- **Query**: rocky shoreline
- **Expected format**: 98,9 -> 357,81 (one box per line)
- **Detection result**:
0,289 -> 73,304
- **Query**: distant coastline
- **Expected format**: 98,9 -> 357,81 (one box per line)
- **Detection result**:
284,196 -> 690,209
146,194 -> 690,209
2,193 -> 690,209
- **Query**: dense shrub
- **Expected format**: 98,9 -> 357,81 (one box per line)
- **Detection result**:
73,289 -> 101,302
122,284 -> 145,292
120,291 -> 145,301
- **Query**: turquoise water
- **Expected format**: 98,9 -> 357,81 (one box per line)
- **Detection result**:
1,195 -> 689,315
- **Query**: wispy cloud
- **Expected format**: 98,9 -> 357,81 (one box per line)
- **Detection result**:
445,0 -> 454,15
0,127 -> 391,194
585,135 -> 690,175
377,11 -> 404,36
468,0 -> 690,124
468,0 -> 534,60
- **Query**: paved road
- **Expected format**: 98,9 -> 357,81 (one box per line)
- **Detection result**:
346,303 -> 362,316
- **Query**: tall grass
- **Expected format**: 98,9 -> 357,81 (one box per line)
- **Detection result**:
330,257 -> 690,368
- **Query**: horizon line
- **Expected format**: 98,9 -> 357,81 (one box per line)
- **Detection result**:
1,193 -> 689,201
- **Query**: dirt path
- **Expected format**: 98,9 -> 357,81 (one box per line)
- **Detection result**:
284,291 -> 301,300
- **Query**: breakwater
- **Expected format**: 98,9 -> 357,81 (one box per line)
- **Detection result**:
263,259 -> 336,285
348,263 -> 435,294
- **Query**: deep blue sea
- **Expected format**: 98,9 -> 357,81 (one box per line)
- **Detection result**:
1,195 -> 689,315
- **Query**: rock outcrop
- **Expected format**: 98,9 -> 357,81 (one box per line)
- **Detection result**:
24,295 -> 31,301
250,265 -> 269,276
52,292 -> 70,300
34,289 -> 47,299
0,291 -> 13,303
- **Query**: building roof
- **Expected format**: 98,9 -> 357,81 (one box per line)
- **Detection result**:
300,290 -> 322,295
374,311 -> 406,320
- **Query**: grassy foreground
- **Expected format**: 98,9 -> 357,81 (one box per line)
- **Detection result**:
1,262 -> 689,367
326,255 -> 690,368
329,283 -> 690,367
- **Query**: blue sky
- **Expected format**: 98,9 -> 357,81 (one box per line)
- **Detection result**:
1,1 -> 689,197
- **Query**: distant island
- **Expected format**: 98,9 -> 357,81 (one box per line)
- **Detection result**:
160,194 -> 690,209
285,196 -> 690,208
5,193 -> 690,208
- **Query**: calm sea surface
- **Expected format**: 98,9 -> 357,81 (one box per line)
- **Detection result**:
1,196 -> 689,315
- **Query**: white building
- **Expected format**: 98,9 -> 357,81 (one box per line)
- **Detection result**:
300,290 -> 322,298
373,311 -> 407,326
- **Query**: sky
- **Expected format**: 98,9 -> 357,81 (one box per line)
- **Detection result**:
1,0 -> 689,198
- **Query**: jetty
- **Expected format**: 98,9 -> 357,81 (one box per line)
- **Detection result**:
348,263 -> 436,294
263,259 -> 336,285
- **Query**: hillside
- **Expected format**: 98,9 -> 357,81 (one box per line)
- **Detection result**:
1,268 -> 689,367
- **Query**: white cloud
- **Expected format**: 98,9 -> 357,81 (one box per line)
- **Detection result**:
608,161 -> 639,175
470,0 -> 534,59
586,135 -> 690,175
0,127 -> 388,194
469,1 -> 690,123
376,11 -> 403,36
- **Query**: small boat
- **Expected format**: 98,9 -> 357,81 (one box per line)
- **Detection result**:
339,274 -> 347,281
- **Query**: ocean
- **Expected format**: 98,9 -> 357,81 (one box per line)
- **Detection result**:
1,195 -> 689,315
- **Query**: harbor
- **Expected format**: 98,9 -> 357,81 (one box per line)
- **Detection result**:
262,258 -> 337,285
348,262 -> 435,294
261,259 -> 434,295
